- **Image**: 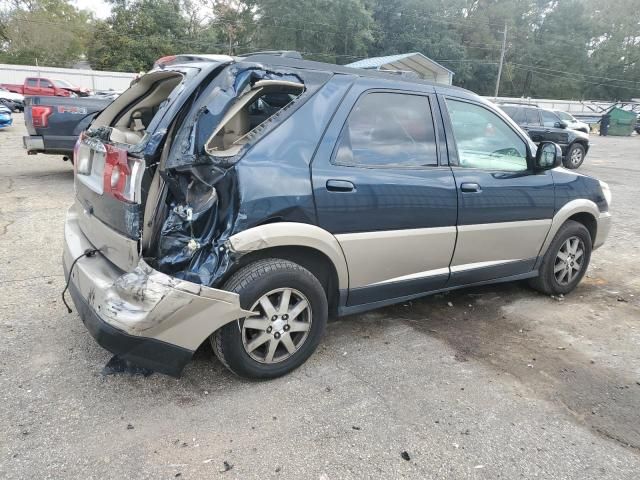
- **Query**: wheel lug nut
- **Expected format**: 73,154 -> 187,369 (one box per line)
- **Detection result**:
284,324 -> 290,331
267,327 -> 272,333
274,332 -> 281,339
271,315 -> 278,321
282,314 -> 289,320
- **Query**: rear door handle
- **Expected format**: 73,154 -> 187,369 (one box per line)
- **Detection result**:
326,179 -> 355,192
460,182 -> 481,193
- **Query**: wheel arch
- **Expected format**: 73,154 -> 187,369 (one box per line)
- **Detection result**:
226,222 -> 349,316
539,199 -> 599,257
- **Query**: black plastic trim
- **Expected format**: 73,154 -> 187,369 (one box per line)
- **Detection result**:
338,269 -> 538,317
347,273 -> 449,306
67,279 -> 193,377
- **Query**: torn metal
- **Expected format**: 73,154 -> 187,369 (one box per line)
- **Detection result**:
147,63 -> 322,287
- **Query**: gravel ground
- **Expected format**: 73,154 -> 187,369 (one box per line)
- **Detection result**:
1,114 -> 639,479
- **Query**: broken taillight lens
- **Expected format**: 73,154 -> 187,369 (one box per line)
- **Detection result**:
31,106 -> 52,128
102,145 -> 140,203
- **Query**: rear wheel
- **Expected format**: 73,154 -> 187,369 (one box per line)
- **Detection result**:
564,143 -> 585,169
211,258 -> 327,379
529,220 -> 592,295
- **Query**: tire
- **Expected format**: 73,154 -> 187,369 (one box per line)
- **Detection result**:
563,143 -> 585,169
211,258 -> 328,379
529,220 -> 592,295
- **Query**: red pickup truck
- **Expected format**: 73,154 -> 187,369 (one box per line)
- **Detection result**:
1,77 -> 91,97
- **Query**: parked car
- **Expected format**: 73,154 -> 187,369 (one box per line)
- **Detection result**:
499,104 -> 590,168
0,105 -> 12,129
1,77 -> 90,97
553,110 -> 590,134
635,115 -> 640,134
0,87 -> 25,112
63,54 -> 612,380
23,96 -> 112,159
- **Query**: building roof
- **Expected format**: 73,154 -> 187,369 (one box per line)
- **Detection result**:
346,52 -> 454,77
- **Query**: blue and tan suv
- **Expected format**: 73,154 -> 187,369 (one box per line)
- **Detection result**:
63,53 -> 612,379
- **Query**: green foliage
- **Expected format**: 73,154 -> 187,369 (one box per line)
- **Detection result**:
1,0 -> 639,100
0,0 -> 92,67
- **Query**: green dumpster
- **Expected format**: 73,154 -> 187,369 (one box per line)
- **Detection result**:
606,107 -> 636,136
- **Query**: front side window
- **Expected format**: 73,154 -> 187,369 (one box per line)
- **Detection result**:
334,92 -> 437,168
40,80 -> 53,89
446,99 -> 528,172
541,110 -> 561,127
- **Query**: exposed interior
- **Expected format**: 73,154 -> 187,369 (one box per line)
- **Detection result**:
205,80 -> 304,157
93,71 -> 184,145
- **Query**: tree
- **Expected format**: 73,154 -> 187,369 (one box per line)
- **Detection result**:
250,0 -> 373,63
87,0 -> 192,72
0,0 -> 92,67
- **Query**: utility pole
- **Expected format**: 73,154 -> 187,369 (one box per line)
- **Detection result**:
494,22 -> 507,99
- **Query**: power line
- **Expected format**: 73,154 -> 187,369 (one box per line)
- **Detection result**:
510,65 -> 639,92
510,62 -> 640,86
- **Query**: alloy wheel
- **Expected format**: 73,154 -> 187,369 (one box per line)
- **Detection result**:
554,236 -> 585,285
570,148 -> 583,167
241,288 -> 312,364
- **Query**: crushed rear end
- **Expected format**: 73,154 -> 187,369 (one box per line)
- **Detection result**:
63,57 -> 320,376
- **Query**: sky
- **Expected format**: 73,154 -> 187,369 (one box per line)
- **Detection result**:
73,0 -> 112,19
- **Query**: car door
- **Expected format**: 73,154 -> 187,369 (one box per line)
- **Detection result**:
39,79 -> 56,97
24,78 -> 39,96
312,80 -> 457,307
521,107 -> 546,143
441,96 -> 555,285
540,109 -> 570,148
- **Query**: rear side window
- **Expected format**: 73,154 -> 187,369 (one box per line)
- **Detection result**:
334,92 -> 437,168
524,108 -> 541,126
26,78 -> 38,87
500,106 -> 524,123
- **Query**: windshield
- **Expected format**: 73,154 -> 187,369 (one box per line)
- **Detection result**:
53,79 -> 76,88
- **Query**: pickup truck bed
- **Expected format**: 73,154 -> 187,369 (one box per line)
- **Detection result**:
23,96 -> 111,158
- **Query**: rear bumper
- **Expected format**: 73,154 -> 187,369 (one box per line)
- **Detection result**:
65,278 -> 193,376
23,135 -> 76,156
63,203 -> 252,377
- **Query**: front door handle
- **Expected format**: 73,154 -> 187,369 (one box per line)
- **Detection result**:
326,179 -> 355,192
460,182 -> 481,193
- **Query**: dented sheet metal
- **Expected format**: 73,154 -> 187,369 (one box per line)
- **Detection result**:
149,63 -> 329,287
64,205 -> 252,351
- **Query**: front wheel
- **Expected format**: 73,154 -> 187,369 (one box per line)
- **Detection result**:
529,220 -> 592,295
211,258 -> 328,379
564,143 -> 586,169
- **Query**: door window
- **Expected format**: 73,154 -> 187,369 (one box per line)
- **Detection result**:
446,99 -> 528,172
524,108 -> 541,126
541,110 -> 561,127
26,78 -> 38,87
40,80 -> 54,89
334,92 -> 437,168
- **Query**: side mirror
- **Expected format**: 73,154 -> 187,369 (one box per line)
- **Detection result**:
535,142 -> 562,170
554,120 -> 568,129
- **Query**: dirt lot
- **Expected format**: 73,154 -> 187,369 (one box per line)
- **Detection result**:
1,114 -> 639,479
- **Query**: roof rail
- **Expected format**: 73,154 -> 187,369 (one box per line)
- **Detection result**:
495,99 -> 540,108
242,50 -> 303,59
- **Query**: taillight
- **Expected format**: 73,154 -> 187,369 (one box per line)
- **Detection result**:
103,145 -> 140,203
31,106 -> 52,128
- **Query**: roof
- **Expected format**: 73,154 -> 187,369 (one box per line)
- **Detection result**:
346,52 -> 454,77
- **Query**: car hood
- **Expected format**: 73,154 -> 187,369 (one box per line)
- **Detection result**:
0,90 -> 24,102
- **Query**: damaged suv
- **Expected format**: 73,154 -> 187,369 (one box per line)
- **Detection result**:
64,53 -> 612,379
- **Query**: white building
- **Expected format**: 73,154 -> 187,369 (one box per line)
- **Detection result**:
346,52 -> 454,85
